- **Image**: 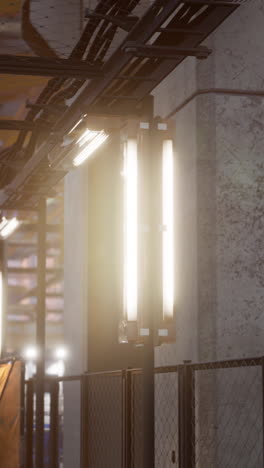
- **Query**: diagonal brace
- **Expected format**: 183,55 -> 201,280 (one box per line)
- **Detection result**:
123,42 -> 212,59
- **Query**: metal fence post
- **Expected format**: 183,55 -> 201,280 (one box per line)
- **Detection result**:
178,363 -> 195,468
81,374 -> 89,468
25,379 -> 34,468
143,338 -> 155,468
36,198 -> 47,468
122,369 -> 132,468
50,379 -> 59,468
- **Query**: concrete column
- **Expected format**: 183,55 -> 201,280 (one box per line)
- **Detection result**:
153,0 -> 264,365
63,167 -> 89,468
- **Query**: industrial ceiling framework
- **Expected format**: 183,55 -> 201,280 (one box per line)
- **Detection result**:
0,0 -> 244,211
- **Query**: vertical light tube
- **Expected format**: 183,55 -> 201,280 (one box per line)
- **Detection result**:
162,140 -> 174,320
124,139 -> 138,322
0,272 -> 3,356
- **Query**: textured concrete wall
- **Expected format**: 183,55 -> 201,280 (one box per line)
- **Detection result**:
153,4 -> 264,465
30,0 -> 82,57
153,0 -> 264,365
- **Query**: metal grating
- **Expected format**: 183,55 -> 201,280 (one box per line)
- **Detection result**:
86,372 -> 123,468
192,363 -> 263,468
155,370 -> 179,468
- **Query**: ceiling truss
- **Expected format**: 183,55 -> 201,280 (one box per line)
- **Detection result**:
0,0 -> 243,210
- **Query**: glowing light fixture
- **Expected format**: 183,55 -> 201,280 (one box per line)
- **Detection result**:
68,118 -> 83,134
123,139 -> 138,322
55,347 -> 68,360
73,129 -> 109,167
162,140 -> 174,320
0,217 -> 20,239
23,346 -> 38,360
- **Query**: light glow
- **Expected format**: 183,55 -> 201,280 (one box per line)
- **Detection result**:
73,129 -> 109,166
55,347 -> 68,360
0,217 -> 20,239
68,118 -> 83,134
123,139 -> 138,322
46,361 -> 65,377
162,140 -> 174,320
23,346 -> 38,360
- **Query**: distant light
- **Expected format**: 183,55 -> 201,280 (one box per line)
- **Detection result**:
123,139 -> 138,322
73,129 -> 109,167
162,140 -> 174,320
55,347 -> 68,360
23,346 -> 38,360
68,118 -> 83,134
0,217 -> 20,239
46,361 -> 65,377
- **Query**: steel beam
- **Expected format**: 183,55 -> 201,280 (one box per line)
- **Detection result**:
7,267 -> 62,274
123,42 -> 211,59
0,120 -> 46,131
0,55 -> 103,78
185,0 -> 238,4
111,3 -> 239,106
0,0 -> 241,209
35,199 -> 46,468
18,223 -> 61,233
158,27 -> 204,35
84,10 -> 138,31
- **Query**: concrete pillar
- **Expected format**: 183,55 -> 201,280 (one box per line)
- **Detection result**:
153,0 -> 264,365
63,167 -> 89,468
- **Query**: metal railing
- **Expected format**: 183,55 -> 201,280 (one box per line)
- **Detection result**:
24,356 -> 264,467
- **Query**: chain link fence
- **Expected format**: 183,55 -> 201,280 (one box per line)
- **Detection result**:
155,368 -> 179,468
84,371 -> 123,468
192,360 -> 263,468
24,356 -> 264,467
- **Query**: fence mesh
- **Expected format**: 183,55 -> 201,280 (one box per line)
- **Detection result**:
131,371 -> 143,468
192,362 -> 263,468
155,370 -> 179,468
24,358 -> 264,468
86,372 -> 123,468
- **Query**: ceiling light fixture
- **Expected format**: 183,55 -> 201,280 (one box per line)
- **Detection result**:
0,217 -> 20,239
73,129 -> 109,167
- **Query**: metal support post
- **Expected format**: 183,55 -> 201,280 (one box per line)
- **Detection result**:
143,336 -> 155,468
81,374 -> 89,468
142,96 -> 155,468
35,198 -> 47,468
123,370 -> 132,468
25,379 -> 34,468
178,364 -> 195,468
50,379 -> 59,468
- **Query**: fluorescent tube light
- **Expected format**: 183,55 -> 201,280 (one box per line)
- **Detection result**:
123,139 -> 138,322
73,129 -> 109,167
0,217 -> 20,239
162,140 -> 174,320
